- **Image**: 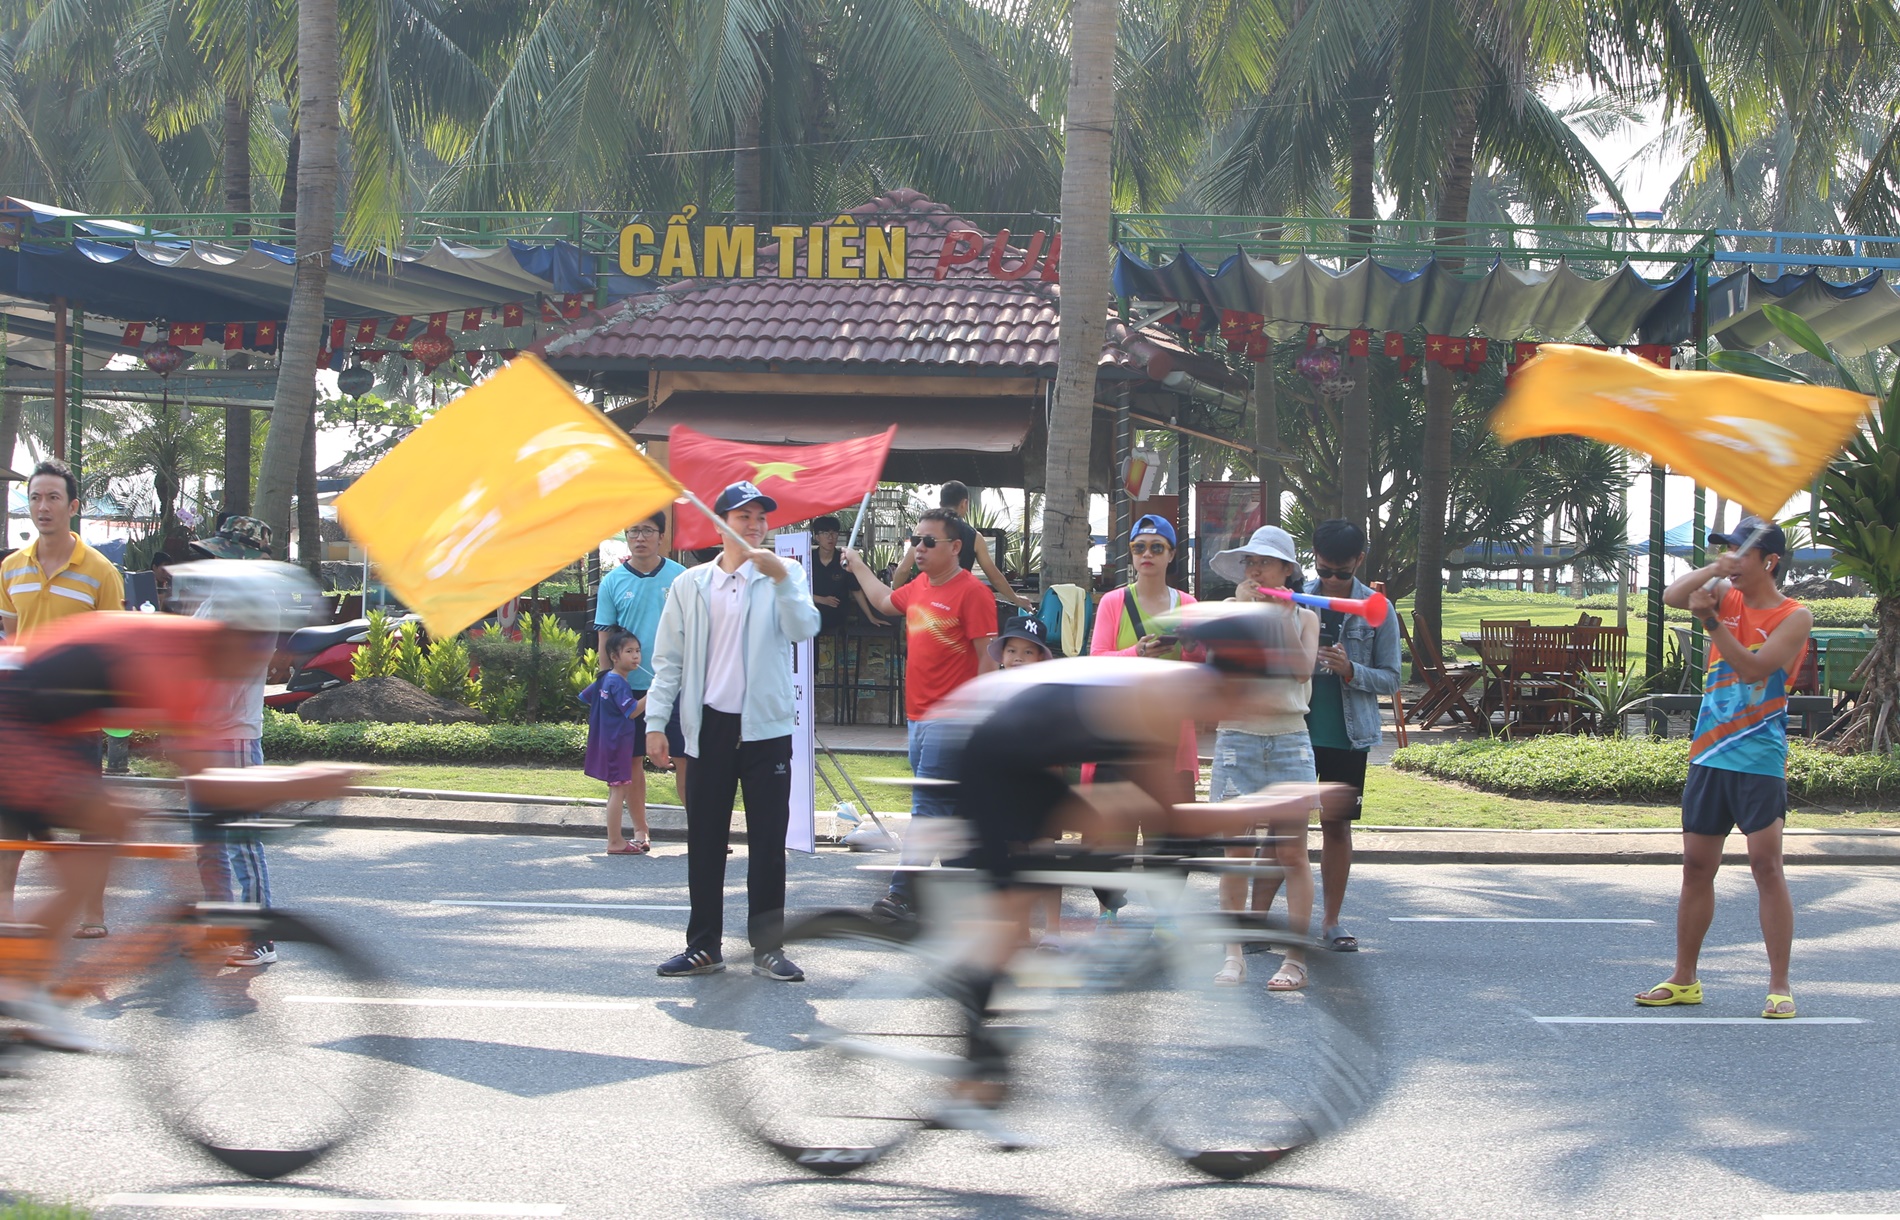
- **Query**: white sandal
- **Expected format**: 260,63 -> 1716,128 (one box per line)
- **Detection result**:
1267,959 -> 1308,992
1214,955 -> 1246,986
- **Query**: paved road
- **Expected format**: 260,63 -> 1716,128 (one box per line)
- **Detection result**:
5,830 -> 1898,1218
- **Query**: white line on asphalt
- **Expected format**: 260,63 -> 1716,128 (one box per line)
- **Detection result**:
1763,1213 -> 1900,1218
427,899 -> 691,911
1389,917 -> 1655,923
1534,1016 -> 1866,1025
97,1194 -> 563,1216
286,996 -> 649,1011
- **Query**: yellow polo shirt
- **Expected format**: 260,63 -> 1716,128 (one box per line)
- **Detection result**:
0,533 -> 125,640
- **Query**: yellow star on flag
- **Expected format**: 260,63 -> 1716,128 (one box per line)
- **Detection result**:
749,459 -> 808,484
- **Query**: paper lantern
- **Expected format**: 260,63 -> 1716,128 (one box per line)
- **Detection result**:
141,342 -> 187,376
337,364 -> 376,396
409,333 -> 454,370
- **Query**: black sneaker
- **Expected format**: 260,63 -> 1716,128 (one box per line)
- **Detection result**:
870,894 -> 917,924
656,948 -> 725,977
752,949 -> 805,982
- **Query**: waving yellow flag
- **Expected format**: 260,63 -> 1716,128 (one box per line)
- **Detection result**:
336,354 -> 682,638
1492,345 -> 1871,517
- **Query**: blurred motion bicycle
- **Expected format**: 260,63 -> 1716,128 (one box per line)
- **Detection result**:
1,764 -> 403,1180
725,815 -> 1382,1181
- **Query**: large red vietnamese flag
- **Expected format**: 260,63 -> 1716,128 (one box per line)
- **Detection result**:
666,424 -> 897,549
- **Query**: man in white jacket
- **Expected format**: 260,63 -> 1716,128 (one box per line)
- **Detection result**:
646,481 -> 822,981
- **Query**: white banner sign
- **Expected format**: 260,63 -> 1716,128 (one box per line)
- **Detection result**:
777,532 -> 817,854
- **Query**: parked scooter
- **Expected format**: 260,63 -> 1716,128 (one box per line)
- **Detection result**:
266,613 -> 424,710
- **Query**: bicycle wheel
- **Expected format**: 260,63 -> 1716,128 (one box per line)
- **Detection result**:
724,911 -> 973,1177
1113,915 -> 1381,1180
138,904 -> 403,1180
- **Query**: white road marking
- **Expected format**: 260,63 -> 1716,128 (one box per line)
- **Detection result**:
1389,917 -> 1655,924
427,900 -> 690,911
1535,1016 -> 1866,1025
1763,1214 -> 1900,1218
98,1194 -> 563,1215
287,996 -> 649,1011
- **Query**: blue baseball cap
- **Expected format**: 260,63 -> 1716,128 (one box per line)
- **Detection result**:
1130,514 -> 1177,546
714,480 -> 777,515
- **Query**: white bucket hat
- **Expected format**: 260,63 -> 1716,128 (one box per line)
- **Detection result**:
1211,526 -> 1300,583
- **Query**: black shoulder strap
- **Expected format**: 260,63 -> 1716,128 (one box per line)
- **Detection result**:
1123,588 -> 1146,640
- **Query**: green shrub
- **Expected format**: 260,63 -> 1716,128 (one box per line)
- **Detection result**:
419,634 -> 479,705
262,711 -> 586,764
466,617 -> 589,722
1806,597 -> 1877,627
394,620 -> 427,687
1392,736 -> 1900,803
351,609 -> 400,681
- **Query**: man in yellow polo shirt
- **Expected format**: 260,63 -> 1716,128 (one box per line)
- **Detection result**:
2,458 -> 123,935
1,459 -> 123,641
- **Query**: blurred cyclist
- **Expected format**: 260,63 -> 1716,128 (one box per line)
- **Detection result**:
920,604 -> 1353,1134
0,561 -> 318,1050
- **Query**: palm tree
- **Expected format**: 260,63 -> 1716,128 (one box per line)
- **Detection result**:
1041,0 -> 1118,585
251,0 -> 337,559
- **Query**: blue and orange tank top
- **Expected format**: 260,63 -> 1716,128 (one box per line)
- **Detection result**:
1690,588 -> 1805,775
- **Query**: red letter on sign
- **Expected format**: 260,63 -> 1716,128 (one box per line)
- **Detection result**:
1037,233 -> 1061,283
989,230 -> 1047,281
934,230 -> 985,280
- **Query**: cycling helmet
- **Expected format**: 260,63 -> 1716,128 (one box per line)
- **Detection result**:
165,559 -> 320,633
1160,601 -> 1307,679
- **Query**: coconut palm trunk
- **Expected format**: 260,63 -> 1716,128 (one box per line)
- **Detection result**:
252,4 -> 338,554
1412,92 -> 1479,649
222,88 -> 254,518
1339,87 -> 1377,532
1041,0 -> 1117,586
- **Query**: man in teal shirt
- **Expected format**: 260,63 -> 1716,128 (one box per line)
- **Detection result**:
595,511 -> 689,818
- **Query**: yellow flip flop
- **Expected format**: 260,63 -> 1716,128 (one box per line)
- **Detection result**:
1635,980 -> 1702,1007
1762,993 -> 1796,1019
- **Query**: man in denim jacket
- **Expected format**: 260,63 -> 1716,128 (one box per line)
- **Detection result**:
1300,519 -> 1400,951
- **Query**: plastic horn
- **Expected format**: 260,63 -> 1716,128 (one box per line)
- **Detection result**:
1253,585 -> 1390,627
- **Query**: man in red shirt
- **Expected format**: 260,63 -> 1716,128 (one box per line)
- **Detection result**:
842,506 -> 998,920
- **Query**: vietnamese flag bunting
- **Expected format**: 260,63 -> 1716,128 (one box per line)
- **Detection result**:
255,320 -> 278,348
122,322 -> 146,346
387,316 -> 412,341
355,319 -> 380,345
223,323 -> 244,351
1348,329 -> 1370,357
329,318 -> 349,352
169,322 -> 206,346
501,302 -> 526,328
1383,332 -> 1404,357
1491,344 -> 1872,517
666,424 -> 898,551
427,313 -> 449,338
462,308 -> 485,331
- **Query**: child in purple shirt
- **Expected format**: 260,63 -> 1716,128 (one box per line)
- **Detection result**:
580,628 -> 649,854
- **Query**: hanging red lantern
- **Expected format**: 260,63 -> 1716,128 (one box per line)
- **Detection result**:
408,333 -> 455,370
141,342 -> 187,376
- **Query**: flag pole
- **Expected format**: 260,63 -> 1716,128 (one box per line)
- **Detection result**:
677,489 -> 759,553
843,490 -> 875,551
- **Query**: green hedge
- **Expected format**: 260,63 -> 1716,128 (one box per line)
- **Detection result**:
1391,736 -> 1900,803
261,711 -> 586,764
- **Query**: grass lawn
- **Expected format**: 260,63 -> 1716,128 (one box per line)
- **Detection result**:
139,750 -> 1900,828
1394,590 -> 1662,663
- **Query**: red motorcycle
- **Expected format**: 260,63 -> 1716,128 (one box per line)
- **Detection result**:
265,614 -> 422,710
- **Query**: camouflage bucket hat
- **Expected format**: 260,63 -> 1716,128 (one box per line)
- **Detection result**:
188,515 -> 273,560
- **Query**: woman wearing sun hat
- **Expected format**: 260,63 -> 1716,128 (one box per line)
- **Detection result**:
1204,525 -> 1320,991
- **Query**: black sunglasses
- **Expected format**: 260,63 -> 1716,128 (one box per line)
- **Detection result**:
1314,564 -> 1357,580
907,534 -> 940,548
1129,540 -> 1171,556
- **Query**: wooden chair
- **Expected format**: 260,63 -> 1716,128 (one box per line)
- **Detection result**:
1402,610 -> 1483,730
1476,619 -> 1531,728
1500,625 -> 1582,735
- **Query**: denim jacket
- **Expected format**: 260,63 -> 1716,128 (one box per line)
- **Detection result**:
1305,576 -> 1401,751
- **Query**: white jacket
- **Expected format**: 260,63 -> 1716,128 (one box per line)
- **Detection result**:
644,557 -> 821,754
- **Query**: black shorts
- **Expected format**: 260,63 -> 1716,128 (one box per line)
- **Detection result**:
0,692 -> 102,838
1313,746 -> 1368,821
1682,764 -> 1786,837
629,691 -> 686,758
954,684 -> 1140,882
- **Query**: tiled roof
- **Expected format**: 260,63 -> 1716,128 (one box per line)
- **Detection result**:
540,189 -> 1063,371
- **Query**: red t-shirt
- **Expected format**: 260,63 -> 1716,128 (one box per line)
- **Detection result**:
891,570 -> 998,720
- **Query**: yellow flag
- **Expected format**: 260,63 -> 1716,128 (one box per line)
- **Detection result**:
336,354 -> 682,638
1491,345 -> 1871,517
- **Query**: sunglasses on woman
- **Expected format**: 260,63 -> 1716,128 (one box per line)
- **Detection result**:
1129,540 -> 1171,556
